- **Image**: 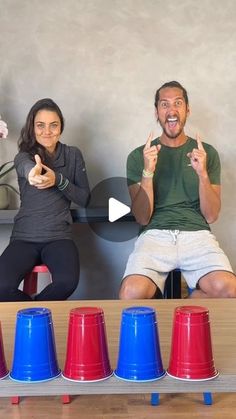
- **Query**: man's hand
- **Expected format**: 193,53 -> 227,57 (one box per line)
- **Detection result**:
28,154 -> 56,189
187,134 -> 207,176
143,132 -> 161,173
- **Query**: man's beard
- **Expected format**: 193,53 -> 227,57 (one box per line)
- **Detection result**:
159,116 -> 187,139
162,125 -> 183,139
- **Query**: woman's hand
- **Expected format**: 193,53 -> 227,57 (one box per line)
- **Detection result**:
28,155 -> 43,185
28,154 -> 56,189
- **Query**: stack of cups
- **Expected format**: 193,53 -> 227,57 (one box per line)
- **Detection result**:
115,306 -> 165,381
0,322 -> 8,379
167,305 -> 218,381
10,307 -> 60,382
63,307 -> 112,381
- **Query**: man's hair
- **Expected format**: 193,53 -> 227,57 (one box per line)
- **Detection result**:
154,81 -> 189,108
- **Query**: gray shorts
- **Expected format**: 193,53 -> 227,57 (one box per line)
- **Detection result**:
123,229 -> 233,293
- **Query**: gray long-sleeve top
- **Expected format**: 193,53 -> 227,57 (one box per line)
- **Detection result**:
11,142 -> 90,242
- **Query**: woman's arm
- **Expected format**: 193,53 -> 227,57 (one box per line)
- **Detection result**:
54,156 -> 90,207
15,149 -> 90,207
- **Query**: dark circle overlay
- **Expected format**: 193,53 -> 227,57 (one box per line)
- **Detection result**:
85,177 -> 149,242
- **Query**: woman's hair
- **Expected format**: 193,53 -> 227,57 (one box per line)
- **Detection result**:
18,98 -> 65,163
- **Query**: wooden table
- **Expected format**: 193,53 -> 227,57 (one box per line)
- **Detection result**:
0,299 -> 235,397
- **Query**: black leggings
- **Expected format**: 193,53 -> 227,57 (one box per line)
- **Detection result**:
0,239 -> 80,301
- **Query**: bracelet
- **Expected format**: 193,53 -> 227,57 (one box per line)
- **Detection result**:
142,169 -> 154,178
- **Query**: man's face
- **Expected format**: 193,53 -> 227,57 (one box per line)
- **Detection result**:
156,87 -> 189,139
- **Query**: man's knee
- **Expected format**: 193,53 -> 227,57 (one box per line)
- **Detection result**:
213,277 -> 236,298
200,272 -> 236,298
119,275 -> 156,299
119,278 -> 136,299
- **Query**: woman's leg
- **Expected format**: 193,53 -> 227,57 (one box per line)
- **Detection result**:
36,239 -> 80,300
0,240 -> 41,301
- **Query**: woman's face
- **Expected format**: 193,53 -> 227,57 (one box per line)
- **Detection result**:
34,110 -> 61,153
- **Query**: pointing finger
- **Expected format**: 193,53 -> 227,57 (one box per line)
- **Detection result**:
196,133 -> 204,150
144,132 -> 154,150
41,163 -> 50,171
34,154 -> 42,165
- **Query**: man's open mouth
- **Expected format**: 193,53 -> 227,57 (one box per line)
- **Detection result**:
166,116 -> 178,128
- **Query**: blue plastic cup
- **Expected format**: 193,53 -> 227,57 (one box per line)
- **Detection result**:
10,307 -> 61,382
114,306 -> 165,381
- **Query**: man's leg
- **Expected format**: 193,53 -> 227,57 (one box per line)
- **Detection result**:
119,274 -> 159,299
120,230 -> 175,299
190,271 -> 236,298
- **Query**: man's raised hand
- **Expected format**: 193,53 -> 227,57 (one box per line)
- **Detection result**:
143,132 -> 161,174
187,134 -> 207,176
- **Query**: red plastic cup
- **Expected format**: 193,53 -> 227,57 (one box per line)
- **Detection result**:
167,305 -> 218,381
62,307 -> 112,382
0,322 -> 8,379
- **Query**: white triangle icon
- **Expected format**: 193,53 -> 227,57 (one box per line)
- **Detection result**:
108,198 -> 130,222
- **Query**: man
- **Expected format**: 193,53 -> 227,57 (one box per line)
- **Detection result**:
120,81 -> 236,299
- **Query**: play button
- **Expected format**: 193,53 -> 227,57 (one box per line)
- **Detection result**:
85,177 -> 144,242
108,198 -> 130,222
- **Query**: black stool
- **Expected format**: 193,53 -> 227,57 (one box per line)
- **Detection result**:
163,270 -> 182,298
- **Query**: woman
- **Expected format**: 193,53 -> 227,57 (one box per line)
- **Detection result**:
0,98 -> 90,301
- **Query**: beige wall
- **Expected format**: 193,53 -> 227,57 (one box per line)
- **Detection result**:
0,0 -> 235,297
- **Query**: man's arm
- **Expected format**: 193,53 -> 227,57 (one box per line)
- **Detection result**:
129,178 -> 154,225
187,135 -> 221,223
198,178 -> 221,224
129,133 -> 161,225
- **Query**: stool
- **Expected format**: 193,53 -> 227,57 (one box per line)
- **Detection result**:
23,265 -> 52,296
164,270 -> 182,298
164,270 -> 196,299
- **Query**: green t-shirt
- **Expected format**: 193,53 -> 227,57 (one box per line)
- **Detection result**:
127,137 -> 221,232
